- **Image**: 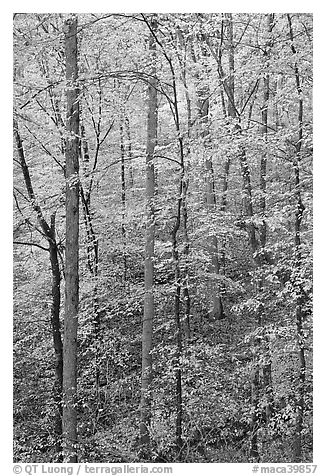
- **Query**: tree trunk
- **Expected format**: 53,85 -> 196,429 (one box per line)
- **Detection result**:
223,14 -> 262,460
171,181 -> 183,456
125,115 -> 134,188
49,215 -> 64,457
171,63 -> 187,462
13,118 -> 64,458
63,15 -> 80,463
259,14 -> 273,258
140,17 -> 158,452
80,181 -> 100,428
250,364 -> 260,461
120,119 -> 127,283
287,14 -> 306,462
260,14 -> 275,424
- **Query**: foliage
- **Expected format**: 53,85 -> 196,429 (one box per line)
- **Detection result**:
13,13 -> 313,463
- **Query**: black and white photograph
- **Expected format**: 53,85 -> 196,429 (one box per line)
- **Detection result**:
11,8 -> 317,471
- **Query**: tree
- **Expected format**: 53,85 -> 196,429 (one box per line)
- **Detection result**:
140,15 -> 158,452
62,15 -> 80,463
287,13 -> 307,462
13,117 -> 64,457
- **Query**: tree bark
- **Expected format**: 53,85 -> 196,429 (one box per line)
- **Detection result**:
63,15 -> 80,463
140,17 -> 158,452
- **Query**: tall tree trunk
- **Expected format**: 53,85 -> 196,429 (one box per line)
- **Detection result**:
260,14 -> 275,424
13,118 -> 64,458
63,15 -> 80,463
170,49 -> 188,456
287,14 -> 306,462
140,21 -> 191,453
259,14 -> 273,259
80,116 -> 100,425
140,17 -> 158,452
223,14 -> 261,460
171,67 -> 189,461
175,29 -> 192,339
171,194 -> 183,455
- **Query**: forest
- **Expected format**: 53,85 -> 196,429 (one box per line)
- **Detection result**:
13,13 -> 313,464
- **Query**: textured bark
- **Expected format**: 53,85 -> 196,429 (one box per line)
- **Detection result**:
14,119 -> 64,456
140,18 -> 158,450
63,16 -> 80,463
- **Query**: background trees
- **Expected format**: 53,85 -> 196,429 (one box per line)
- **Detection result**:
13,13 -> 313,463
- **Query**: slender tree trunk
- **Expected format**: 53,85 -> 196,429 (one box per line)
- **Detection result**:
260,14 -> 275,424
223,14 -> 261,460
80,122 -> 90,174
140,17 -> 158,452
80,115 -> 100,424
263,360 -> 273,424
287,14 -> 306,462
120,119 -> 127,283
182,191 -> 191,341
175,30 -> 192,339
250,363 -> 260,461
125,116 -> 134,188
170,56 -> 188,456
49,215 -> 64,457
171,199 -> 183,455
171,69 -> 188,461
13,118 -> 64,458
259,14 -> 273,258
63,15 -> 80,463
80,183 -> 100,428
